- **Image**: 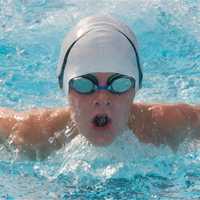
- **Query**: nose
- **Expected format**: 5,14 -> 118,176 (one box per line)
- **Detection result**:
93,100 -> 111,107
92,91 -> 112,107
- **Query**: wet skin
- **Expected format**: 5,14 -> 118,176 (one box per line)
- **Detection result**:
0,73 -> 200,159
68,73 -> 135,146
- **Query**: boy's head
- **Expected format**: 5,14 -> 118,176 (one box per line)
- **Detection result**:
57,15 -> 142,145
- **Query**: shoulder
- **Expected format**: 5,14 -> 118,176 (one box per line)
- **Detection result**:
129,102 -> 199,147
131,102 -> 197,116
130,102 -> 198,126
21,106 -> 72,121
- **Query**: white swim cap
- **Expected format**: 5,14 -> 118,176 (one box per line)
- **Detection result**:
57,15 -> 143,94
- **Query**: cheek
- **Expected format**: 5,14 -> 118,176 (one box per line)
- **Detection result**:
69,95 -> 92,122
112,95 -> 133,121
114,103 -> 130,121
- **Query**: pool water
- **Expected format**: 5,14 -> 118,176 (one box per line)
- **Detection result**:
0,0 -> 200,199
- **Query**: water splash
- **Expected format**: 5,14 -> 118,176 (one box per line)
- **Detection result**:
0,0 -> 200,198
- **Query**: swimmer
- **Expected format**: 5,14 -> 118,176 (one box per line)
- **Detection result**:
0,15 -> 200,158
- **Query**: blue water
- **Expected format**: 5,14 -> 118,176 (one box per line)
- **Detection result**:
0,0 -> 200,199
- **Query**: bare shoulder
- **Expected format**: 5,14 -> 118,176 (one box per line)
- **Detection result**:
0,106 -> 73,159
130,102 -> 198,121
0,107 -> 19,140
128,102 -> 200,149
22,107 -> 71,120
16,106 -> 73,143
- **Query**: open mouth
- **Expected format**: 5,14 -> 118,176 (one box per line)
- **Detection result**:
92,114 -> 112,128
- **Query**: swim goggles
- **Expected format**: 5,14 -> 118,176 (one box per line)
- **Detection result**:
69,73 -> 135,94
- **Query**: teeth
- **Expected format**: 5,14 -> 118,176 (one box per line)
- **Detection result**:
93,114 -> 110,127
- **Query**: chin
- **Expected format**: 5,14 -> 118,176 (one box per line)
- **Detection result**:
85,131 -> 117,146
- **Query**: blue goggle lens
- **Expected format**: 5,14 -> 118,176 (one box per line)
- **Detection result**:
69,74 -> 135,94
71,77 -> 94,94
111,77 -> 133,93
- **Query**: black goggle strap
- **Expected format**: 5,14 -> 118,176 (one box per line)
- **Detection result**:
69,74 -> 97,93
69,74 -> 98,89
83,73 -> 123,87
115,29 -> 142,88
107,73 -> 125,85
58,27 -> 143,89
58,31 -> 91,90
70,73 -> 135,93
74,73 -> 134,88
81,74 -> 99,85
107,73 -> 135,89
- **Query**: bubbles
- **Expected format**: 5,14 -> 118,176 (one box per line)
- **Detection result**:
25,129 -> 200,199
0,124 -> 199,197
46,130 -> 173,181
0,0 -> 199,106
0,0 -> 200,198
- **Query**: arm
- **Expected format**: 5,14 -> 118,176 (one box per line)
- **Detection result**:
0,108 -> 18,142
129,103 -> 200,150
0,107 -> 76,158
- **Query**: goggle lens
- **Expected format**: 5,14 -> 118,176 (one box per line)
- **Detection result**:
70,77 -> 94,94
69,74 -> 135,94
111,77 -> 133,93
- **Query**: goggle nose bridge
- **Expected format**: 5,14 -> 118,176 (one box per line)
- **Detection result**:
93,84 -> 112,91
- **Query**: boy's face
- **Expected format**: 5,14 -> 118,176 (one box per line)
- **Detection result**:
68,73 -> 135,146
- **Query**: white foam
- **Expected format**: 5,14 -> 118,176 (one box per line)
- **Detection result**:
49,129 -> 174,180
